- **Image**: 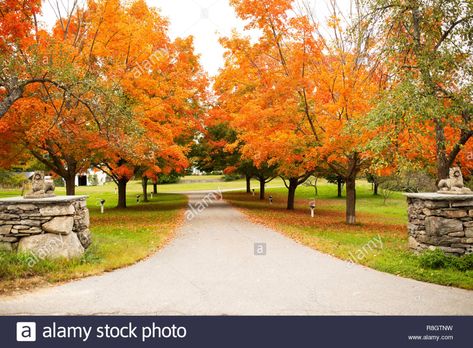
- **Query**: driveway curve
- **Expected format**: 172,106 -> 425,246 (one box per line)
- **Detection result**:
0,191 -> 472,315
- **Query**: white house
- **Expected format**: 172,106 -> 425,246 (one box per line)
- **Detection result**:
74,169 -> 109,186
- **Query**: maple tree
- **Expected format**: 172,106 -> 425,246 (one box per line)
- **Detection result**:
0,0 -> 206,208
191,120 -> 240,175
301,1 -> 384,224
0,91 -> 101,195
215,1 -> 322,210
0,0 -> 99,119
313,51 -> 382,224
84,0 -> 205,208
190,114 -> 269,196
0,0 -> 42,117
215,0 -> 382,223
364,0 -> 473,180
0,0 -> 110,195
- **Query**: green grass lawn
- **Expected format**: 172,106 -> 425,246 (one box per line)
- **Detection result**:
179,175 -> 223,181
224,180 -> 473,290
0,184 -> 187,294
156,175 -> 285,192
1,177 -> 472,293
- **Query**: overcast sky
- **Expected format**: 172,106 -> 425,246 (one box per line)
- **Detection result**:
40,0 -> 350,76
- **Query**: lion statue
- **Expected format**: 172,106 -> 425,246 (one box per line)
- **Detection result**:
437,167 -> 472,194
25,171 -> 55,198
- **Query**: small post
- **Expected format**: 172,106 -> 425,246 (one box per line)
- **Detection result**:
252,189 -> 255,196
269,195 -> 273,204
309,201 -> 315,218
150,192 -> 154,199
136,194 -> 141,203
100,199 -> 106,214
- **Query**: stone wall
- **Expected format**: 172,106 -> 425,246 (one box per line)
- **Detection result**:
406,193 -> 473,255
0,196 -> 91,259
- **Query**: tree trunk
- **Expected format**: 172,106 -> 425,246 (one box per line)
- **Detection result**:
246,174 -> 251,194
153,182 -> 158,194
0,81 -> 24,119
287,178 -> 298,210
437,160 -> 449,180
373,182 -> 379,196
259,178 -> 265,200
64,174 -> 75,196
142,176 -> 149,202
346,175 -> 356,224
435,120 -> 449,180
337,177 -> 343,198
117,178 -> 128,209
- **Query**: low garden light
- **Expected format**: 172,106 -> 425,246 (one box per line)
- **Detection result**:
269,195 -> 273,204
136,195 -> 141,203
100,199 -> 106,214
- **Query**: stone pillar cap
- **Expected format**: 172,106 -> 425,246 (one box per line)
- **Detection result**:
405,192 -> 473,200
0,196 -> 88,204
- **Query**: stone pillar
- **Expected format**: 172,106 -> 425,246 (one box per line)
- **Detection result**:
0,196 -> 91,259
406,193 -> 473,255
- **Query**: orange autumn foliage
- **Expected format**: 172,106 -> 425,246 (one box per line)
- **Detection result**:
216,0 -> 383,221
0,0 -> 207,207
